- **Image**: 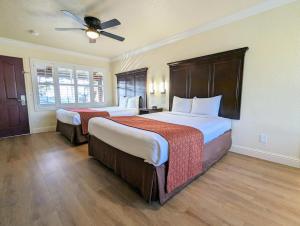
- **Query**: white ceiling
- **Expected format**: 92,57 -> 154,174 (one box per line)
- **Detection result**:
0,0 -> 270,58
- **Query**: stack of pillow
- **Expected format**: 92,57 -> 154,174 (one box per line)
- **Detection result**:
119,96 -> 140,109
172,95 -> 222,116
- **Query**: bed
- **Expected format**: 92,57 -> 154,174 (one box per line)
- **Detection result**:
89,112 -> 231,166
56,106 -> 140,144
56,67 -> 148,144
88,112 -> 232,204
88,48 -> 248,204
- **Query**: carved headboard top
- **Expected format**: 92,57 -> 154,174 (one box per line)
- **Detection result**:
168,47 -> 248,119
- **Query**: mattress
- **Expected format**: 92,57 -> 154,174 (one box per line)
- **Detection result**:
88,112 -> 231,166
56,106 -> 139,125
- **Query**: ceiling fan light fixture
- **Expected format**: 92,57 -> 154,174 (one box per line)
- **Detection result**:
57,10 -> 125,42
86,29 -> 99,39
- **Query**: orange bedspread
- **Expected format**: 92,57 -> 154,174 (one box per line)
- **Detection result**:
68,108 -> 110,135
107,116 -> 204,193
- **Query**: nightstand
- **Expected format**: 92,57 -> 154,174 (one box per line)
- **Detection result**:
139,108 -> 163,115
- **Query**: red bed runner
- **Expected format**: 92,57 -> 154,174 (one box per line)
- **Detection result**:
107,116 -> 204,193
68,108 -> 110,135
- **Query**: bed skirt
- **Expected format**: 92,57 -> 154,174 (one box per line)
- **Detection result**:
88,130 -> 232,204
56,120 -> 88,145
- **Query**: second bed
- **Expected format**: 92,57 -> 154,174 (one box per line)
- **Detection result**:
56,106 -> 139,144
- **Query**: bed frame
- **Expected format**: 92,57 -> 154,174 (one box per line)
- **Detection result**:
56,68 -> 148,145
88,48 -> 248,203
89,131 -> 231,204
56,120 -> 88,145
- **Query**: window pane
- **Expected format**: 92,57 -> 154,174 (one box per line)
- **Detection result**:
38,84 -> 55,105
58,68 -> 74,84
76,70 -> 90,85
60,85 -> 75,104
93,86 -> 104,103
93,72 -> 104,102
78,86 -> 91,103
92,72 -> 103,86
37,65 -> 53,83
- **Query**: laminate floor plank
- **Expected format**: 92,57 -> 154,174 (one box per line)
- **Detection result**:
0,132 -> 299,226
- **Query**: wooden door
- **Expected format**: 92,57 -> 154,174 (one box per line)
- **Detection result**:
0,55 -> 29,138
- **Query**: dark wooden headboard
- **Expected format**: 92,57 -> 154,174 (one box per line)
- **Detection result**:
168,47 -> 248,119
116,67 -> 148,108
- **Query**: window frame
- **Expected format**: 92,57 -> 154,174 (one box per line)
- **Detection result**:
31,59 -> 106,111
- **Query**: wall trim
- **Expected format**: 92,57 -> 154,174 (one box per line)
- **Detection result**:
230,144 -> 300,168
112,0 -> 296,62
0,37 -> 110,62
30,126 -> 56,134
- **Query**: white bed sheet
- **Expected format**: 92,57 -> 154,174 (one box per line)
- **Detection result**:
56,106 -> 139,125
88,112 -> 231,166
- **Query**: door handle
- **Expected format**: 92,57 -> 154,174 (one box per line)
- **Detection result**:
17,95 -> 26,106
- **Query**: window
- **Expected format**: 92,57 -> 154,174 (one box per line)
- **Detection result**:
36,64 -> 55,105
58,67 -> 75,104
92,72 -> 104,103
32,60 -> 105,110
76,70 -> 90,103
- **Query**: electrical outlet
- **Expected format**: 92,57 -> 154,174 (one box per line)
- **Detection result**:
259,133 -> 268,144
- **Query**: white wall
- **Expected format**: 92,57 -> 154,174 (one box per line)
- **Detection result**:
0,2 -> 299,168
0,39 -> 112,133
111,2 -> 300,167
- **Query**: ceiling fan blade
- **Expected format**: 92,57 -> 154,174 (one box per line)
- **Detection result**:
55,28 -> 84,31
61,10 -> 86,26
100,19 -> 121,29
100,31 -> 125,41
89,38 -> 96,43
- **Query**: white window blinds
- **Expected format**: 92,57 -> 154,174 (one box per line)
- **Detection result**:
35,64 -> 55,105
92,72 -> 104,103
57,67 -> 75,104
76,70 -> 90,104
32,60 -> 105,110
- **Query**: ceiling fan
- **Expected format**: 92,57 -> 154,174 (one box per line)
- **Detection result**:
55,10 -> 125,43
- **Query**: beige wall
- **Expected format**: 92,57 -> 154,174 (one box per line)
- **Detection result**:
0,42 -> 112,133
0,2 -> 298,167
112,2 -> 300,167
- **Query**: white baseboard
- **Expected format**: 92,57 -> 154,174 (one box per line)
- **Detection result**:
230,145 -> 300,168
27,127 -> 300,168
30,126 -> 56,134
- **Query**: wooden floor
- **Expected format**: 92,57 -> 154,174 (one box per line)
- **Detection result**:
0,132 -> 300,226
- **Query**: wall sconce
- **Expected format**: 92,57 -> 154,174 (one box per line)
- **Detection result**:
159,80 -> 166,94
149,81 -> 155,94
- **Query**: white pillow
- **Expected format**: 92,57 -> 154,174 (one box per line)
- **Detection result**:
172,96 -> 193,113
127,96 -> 140,109
119,96 -> 128,108
191,95 -> 222,116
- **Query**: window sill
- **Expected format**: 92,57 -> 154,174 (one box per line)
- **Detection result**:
34,103 -> 107,112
